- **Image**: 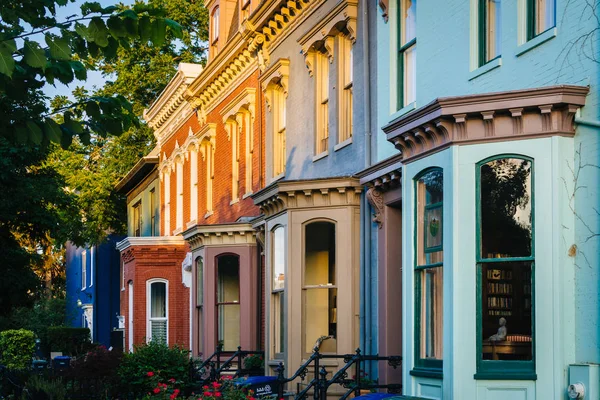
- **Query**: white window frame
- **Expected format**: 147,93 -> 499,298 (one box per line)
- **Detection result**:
271,225 -> 286,357
176,159 -> 184,230
146,279 -> 169,345
163,170 -> 171,235
338,35 -> 353,146
81,250 -> 87,290
90,247 -> 94,287
315,52 -> 330,156
190,148 -> 198,223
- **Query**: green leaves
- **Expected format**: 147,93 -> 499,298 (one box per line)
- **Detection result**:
164,19 -> 183,39
139,16 -> 151,43
69,61 -> 87,80
0,41 -> 16,77
43,119 -> 63,144
87,17 -> 110,47
151,18 -> 167,47
107,16 -> 127,38
22,40 -> 47,69
45,35 -> 72,61
25,121 -> 43,145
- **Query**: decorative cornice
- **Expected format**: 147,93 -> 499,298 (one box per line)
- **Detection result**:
383,85 -> 589,163
116,236 -> 186,252
143,63 -> 203,136
297,0 -> 358,72
252,177 -> 362,218
182,222 -> 257,250
260,58 -> 290,111
221,88 -> 257,123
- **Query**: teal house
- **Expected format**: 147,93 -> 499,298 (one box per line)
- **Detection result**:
359,0 -> 600,399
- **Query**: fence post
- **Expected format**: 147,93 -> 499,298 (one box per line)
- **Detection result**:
276,362 -> 285,399
318,366 -> 328,400
313,351 -> 320,400
237,346 -> 242,375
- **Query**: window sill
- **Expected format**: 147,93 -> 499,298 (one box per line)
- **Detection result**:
410,367 -> 443,379
516,27 -> 557,57
172,227 -> 183,236
474,372 -> 537,380
242,192 -> 253,200
272,172 -> 285,182
267,359 -> 284,367
204,211 -> 213,219
389,102 -> 417,125
334,137 -> 353,152
186,220 -> 197,229
469,57 -> 502,81
230,198 -> 239,206
312,151 -> 329,162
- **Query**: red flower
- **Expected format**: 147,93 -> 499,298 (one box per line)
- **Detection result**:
153,388 -> 161,394
203,386 -> 209,390
203,392 -> 212,397
170,395 -> 176,400
147,372 -> 155,377
214,392 -> 222,397
169,378 -> 176,384
212,382 -> 221,389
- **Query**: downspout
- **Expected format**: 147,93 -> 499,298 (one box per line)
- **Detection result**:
575,109 -> 600,128
360,0 -> 374,367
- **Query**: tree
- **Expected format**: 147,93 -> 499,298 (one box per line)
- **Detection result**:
0,0 -> 185,314
47,0 -> 208,243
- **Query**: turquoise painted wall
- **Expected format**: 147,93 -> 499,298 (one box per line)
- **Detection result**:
372,0 -> 600,369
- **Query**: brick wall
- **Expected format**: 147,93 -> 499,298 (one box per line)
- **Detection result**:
159,69 -> 264,235
120,244 -> 189,349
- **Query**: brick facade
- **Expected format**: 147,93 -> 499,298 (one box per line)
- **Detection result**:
120,243 -> 189,349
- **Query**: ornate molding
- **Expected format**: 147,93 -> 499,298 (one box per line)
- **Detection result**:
182,223 -> 257,251
366,188 -> 384,229
383,85 -> 589,163
298,0 -> 358,73
252,177 -> 362,218
159,123 -> 216,175
260,58 -> 290,111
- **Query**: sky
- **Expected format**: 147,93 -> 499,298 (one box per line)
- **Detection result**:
43,0 -> 135,100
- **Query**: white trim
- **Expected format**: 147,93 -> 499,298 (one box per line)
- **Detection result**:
89,247 -> 94,287
389,101 -> 417,125
81,250 -> 87,290
334,137 -> 353,152
312,151 -> 329,162
516,27 -> 557,57
116,236 -> 185,252
128,281 -> 134,352
468,57 -> 502,81
146,278 -> 169,345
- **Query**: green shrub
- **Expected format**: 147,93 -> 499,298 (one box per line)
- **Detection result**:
47,326 -> 91,356
117,341 -> 191,394
25,375 -> 67,400
0,329 -> 35,370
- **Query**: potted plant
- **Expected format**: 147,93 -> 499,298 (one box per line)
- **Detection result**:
242,354 -> 264,376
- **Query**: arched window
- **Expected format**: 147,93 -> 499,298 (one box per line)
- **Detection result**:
414,168 -> 443,370
147,279 -> 168,344
211,7 -> 220,43
303,221 -> 336,355
216,255 -> 240,350
477,156 -> 534,378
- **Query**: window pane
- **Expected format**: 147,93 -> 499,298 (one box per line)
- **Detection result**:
486,0 -> 502,61
535,0 -> 554,34
218,304 -> 240,350
151,282 -> 166,318
419,267 -> 442,360
481,262 -> 533,361
304,288 -> 337,354
403,44 -> 416,106
402,0 -> 417,44
151,320 -> 167,344
304,222 -> 335,286
273,292 -> 285,354
416,169 -> 443,266
480,158 -> 532,259
197,257 -> 203,306
273,227 -> 285,290
217,256 -> 239,303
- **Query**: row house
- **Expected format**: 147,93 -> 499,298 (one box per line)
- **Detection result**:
360,1 -> 600,399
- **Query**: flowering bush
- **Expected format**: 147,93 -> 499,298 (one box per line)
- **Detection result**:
242,354 -> 264,371
142,375 -> 255,400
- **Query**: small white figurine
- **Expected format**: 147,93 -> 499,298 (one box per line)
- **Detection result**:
488,317 -> 507,342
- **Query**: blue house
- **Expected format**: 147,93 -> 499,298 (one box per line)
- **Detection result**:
359,1 -> 600,399
65,235 -> 124,348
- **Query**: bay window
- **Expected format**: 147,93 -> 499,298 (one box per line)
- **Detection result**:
476,156 -> 534,378
272,226 -> 285,356
217,255 -> 240,350
303,221 -> 336,355
414,168 -> 443,372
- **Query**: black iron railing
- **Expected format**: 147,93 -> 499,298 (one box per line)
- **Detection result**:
275,348 -> 402,400
192,345 -> 265,384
